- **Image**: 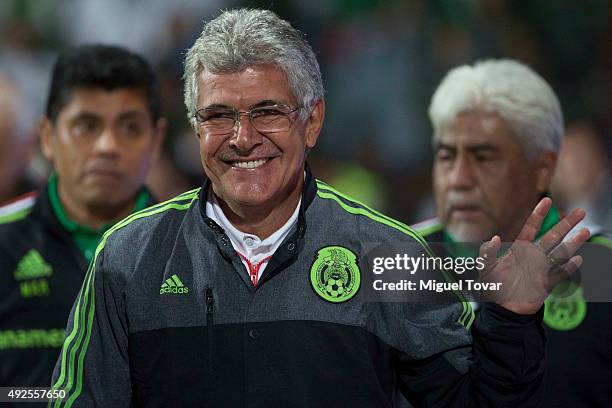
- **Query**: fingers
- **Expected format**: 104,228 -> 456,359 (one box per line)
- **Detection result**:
548,255 -> 583,287
567,227 -> 591,245
479,235 -> 500,258
544,227 -> 589,285
538,208 -> 586,253
550,227 -> 590,262
516,198 -> 552,242
479,235 -> 500,271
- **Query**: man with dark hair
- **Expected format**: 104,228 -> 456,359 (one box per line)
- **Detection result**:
0,74 -> 36,204
52,10 -> 587,407
0,44 -> 165,388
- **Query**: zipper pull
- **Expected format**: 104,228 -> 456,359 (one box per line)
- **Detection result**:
206,288 -> 214,315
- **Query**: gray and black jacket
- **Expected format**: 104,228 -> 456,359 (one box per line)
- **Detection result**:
51,166 -> 545,407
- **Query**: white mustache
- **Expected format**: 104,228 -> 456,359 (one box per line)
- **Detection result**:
444,192 -> 482,213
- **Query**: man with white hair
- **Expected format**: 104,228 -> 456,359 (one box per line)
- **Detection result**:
52,11 -> 588,407
414,58 -> 612,406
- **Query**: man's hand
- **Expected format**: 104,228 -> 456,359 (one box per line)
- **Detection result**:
478,197 -> 590,315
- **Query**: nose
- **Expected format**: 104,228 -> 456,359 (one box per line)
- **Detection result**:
229,113 -> 263,153
92,128 -> 120,156
448,155 -> 475,190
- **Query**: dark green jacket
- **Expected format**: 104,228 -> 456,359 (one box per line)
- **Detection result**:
0,181 -> 154,391
413,215 -> 612,408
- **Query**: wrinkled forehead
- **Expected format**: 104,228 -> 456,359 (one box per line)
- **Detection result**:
196,65 -> 296,109
438,110 -> 519,149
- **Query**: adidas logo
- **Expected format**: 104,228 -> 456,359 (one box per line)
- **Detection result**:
14,250 -> 53,281
160,274 -> 189,295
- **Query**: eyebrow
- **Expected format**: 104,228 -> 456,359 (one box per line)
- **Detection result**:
250,99 -> 286,109
467,144 -> 498,154
436,142 -> 455,152
436,142 -> 498,153
200,103 -> 234,110
199,100 -> 288,111
70,110 -> 149,123
116,110 -> 148,121
70,112 -> 101,122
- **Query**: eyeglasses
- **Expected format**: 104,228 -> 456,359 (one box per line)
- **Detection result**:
194,104 -> 301,136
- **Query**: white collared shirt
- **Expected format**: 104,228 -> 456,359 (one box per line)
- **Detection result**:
205,189 -> 301,284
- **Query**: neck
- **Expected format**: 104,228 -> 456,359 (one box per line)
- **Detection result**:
215,178 -> 303,240
58,184 -> 137,230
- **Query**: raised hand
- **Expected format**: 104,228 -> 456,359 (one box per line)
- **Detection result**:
479,198 -> 590,315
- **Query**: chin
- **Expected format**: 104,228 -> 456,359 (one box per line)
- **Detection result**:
84,188 -> 131,209
225,185 -> 276,207
231,195 -> 272,208
89,193 -> 122,206
447,224 -> 493,244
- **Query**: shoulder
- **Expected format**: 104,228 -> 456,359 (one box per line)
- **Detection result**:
0,192 -> 37,226
312,179 -> 429,248
0,193 -> 41,282
312,180 -> 475,329
0,193 -> 39,249
571,219 -> 612,251
411,217 -> 444,240
100,188 -> 201,254
589,231 -> 612,251
65,189 -> 200,307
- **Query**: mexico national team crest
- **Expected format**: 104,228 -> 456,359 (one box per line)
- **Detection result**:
310,246 -> 360,303
543,281 -> 587,331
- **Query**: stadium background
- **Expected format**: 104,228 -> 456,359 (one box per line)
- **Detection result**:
1,0 -> 610,225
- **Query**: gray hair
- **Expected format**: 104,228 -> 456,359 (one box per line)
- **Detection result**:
428,59 -> 563,160
183,8 -> 324,129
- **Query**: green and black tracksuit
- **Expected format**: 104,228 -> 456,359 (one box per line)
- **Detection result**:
0,174 -> 153,389
413,210 -> 612,408
51,166 -> 546,407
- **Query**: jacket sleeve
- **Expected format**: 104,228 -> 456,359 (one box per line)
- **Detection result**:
50,246 -> 133,407
397,302 -> 545,407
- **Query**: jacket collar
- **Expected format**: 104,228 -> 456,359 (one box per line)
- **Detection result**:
32,179 -> 70,240
436,201 -> 563,258
198,162 -> 316,289
198,161 -> 317,236
46,173 -> 153,235
31,176 -> 156,266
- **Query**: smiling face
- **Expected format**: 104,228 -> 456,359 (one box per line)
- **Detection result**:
41,87 -> 163,214
196,64 -> 323,212
433,110 -> 554,242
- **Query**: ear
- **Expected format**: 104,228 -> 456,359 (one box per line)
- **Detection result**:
534,150 -> 558,193
304,99 -> 325,149
39,116 -> 55,160
152,117 -> 167,161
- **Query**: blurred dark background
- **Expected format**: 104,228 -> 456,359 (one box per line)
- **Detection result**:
1,0 -> 610,226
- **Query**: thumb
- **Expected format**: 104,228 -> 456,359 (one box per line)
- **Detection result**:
479,235 -> 501,269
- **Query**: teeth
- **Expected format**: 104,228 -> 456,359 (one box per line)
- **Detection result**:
233,159 -> 267,169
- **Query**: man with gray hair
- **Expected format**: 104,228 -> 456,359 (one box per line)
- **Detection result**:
52,11 -> 588,407
413,58 -> 612,406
